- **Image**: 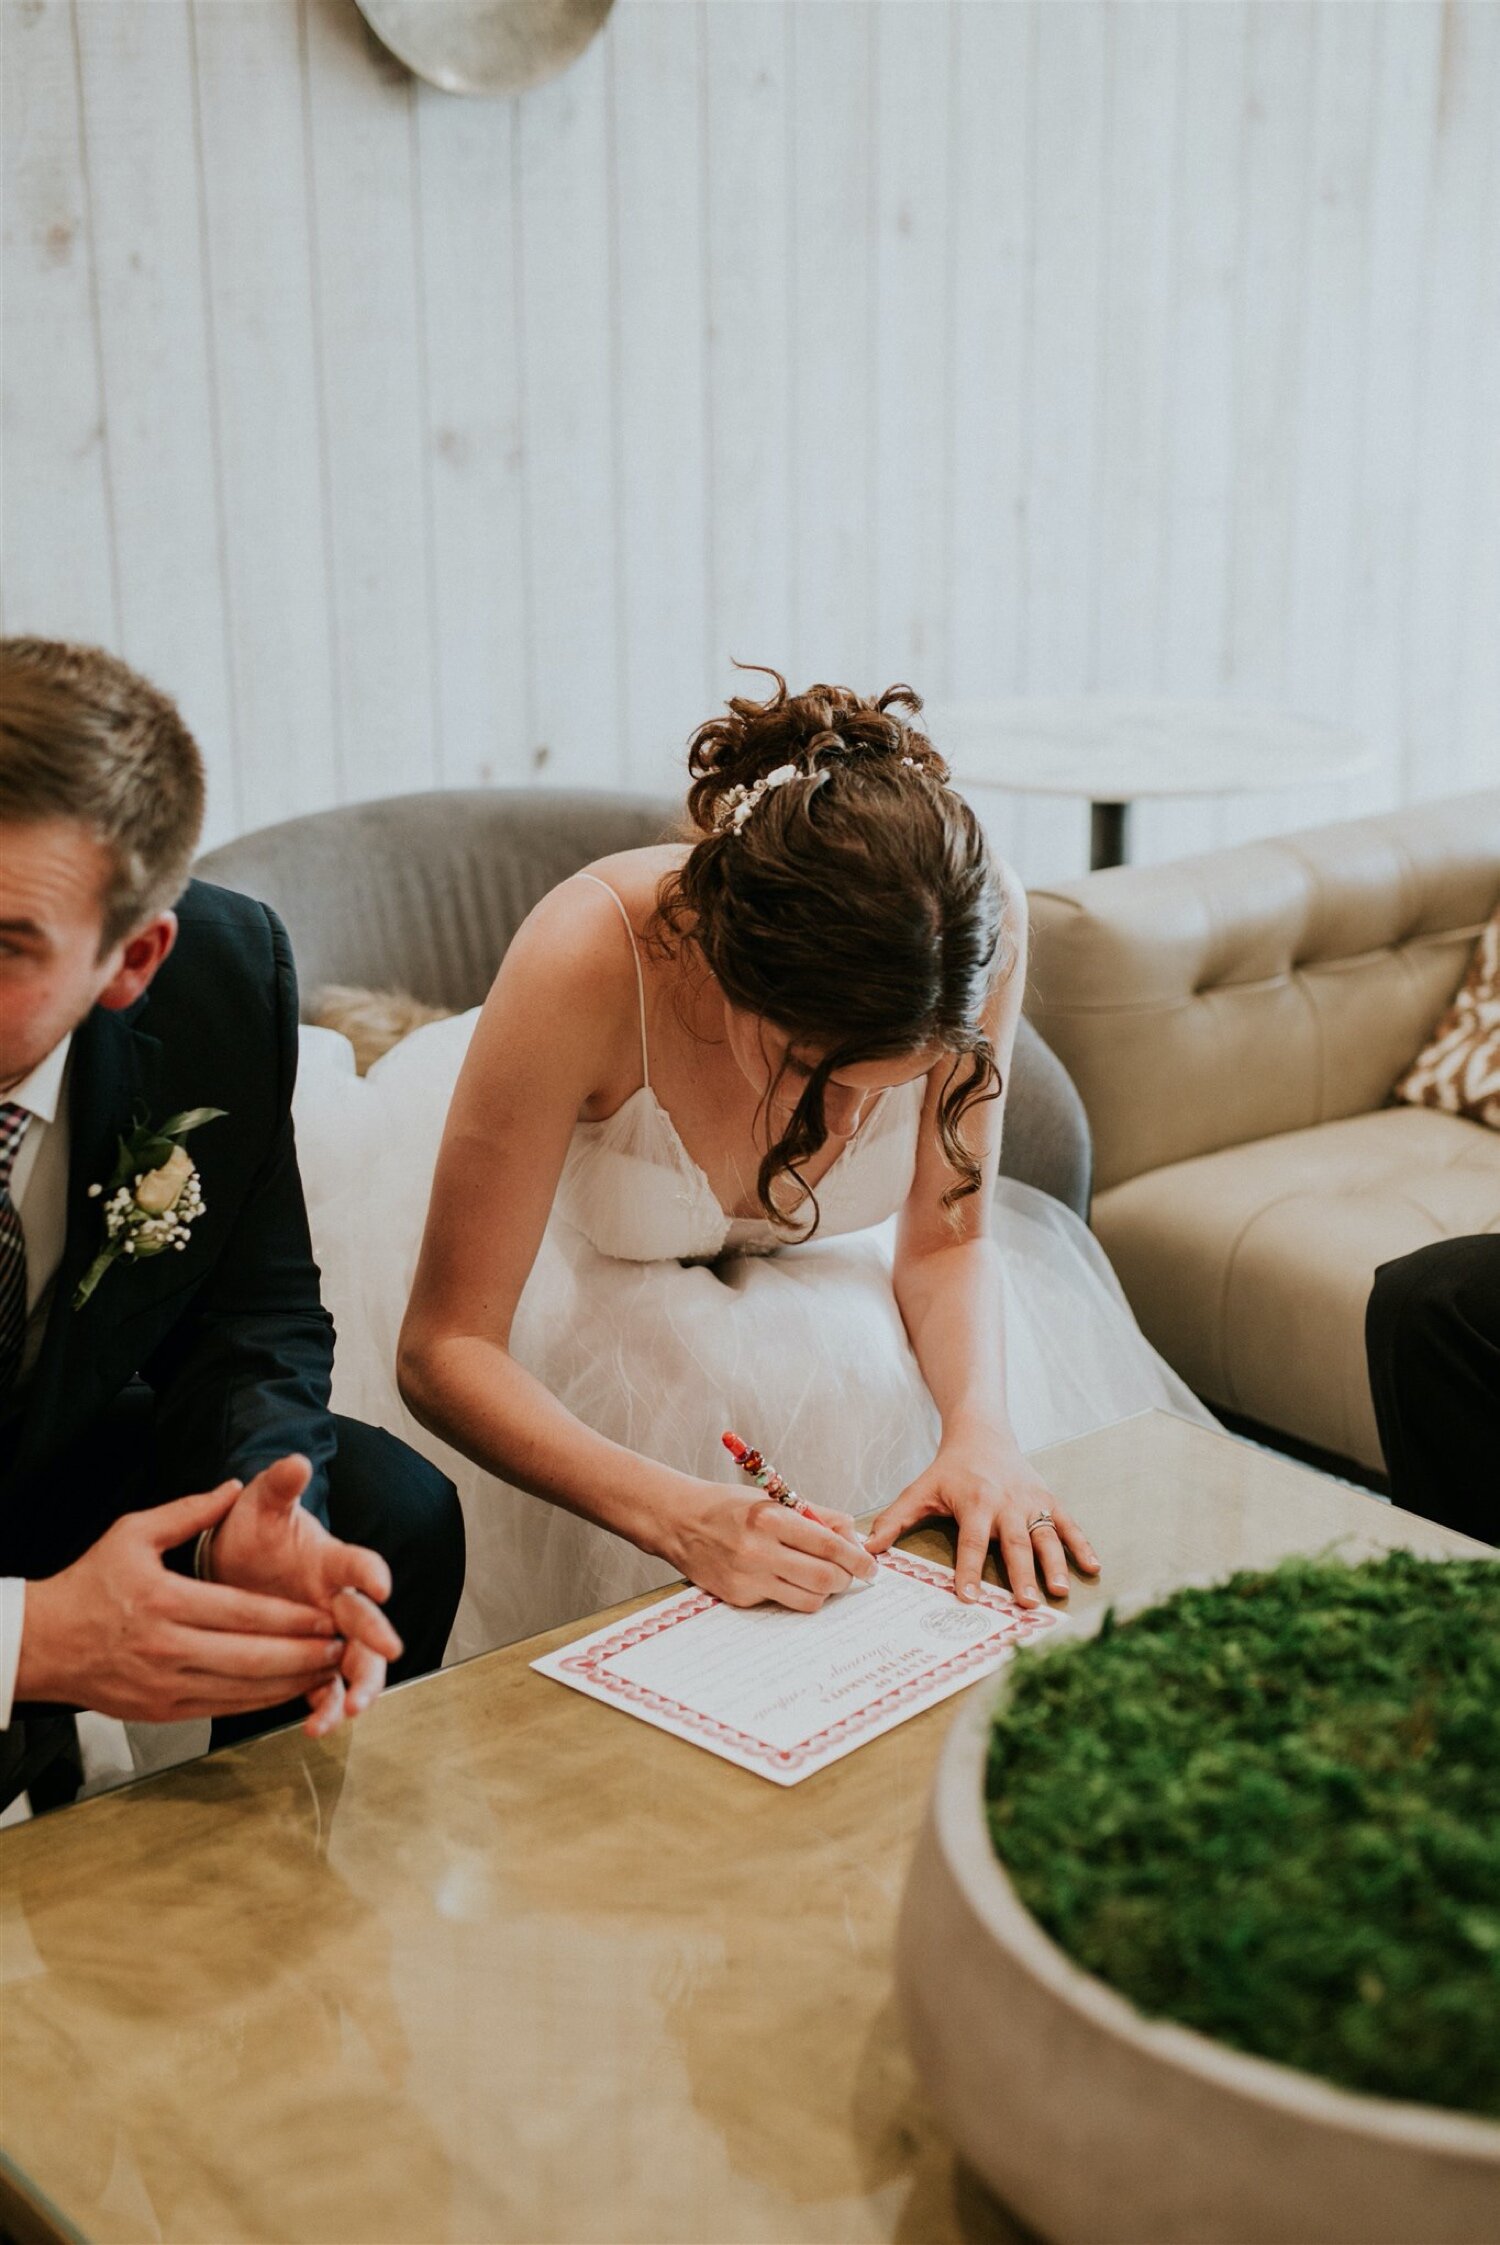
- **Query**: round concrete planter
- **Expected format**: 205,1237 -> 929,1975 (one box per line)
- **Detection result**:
897,1627 -> 1500,2245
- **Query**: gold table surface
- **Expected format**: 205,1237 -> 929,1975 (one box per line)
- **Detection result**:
0,1411 -> 1489,2245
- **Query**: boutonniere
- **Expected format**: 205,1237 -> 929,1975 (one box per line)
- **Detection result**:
73,1107 -> 227,1309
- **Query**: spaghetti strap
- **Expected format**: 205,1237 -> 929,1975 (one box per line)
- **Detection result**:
574,872 -> 651,1091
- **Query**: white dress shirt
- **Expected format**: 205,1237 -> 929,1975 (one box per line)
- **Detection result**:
0,1032 -> 74,1728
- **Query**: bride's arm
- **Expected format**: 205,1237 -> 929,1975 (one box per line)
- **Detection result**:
397,885 -> 873,1611
866,876 -> 1100,1605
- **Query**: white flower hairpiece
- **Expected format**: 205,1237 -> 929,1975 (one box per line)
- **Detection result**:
713,762 -> 829,835
712,748 -> 944,837
903,752 -> 954,788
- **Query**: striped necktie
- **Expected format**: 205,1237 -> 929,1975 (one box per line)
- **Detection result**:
0,1102 -> 32,1396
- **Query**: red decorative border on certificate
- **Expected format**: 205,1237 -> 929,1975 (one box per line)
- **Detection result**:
551,1551 -> 1057,1776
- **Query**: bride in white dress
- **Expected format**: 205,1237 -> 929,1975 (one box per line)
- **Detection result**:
295,674 -> 1211,1661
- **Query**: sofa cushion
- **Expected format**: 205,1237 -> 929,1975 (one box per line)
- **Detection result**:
1092,1107 -> 1500,1471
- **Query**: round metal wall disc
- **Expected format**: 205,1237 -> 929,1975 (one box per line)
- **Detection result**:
355,0 -> 615,98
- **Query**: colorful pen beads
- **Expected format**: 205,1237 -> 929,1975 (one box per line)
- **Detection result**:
722,1429 -> 800,1508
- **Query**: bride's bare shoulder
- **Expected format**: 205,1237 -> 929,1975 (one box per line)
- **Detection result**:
475,845 -> 686,1067
508,843 -> 686,963
576,841 -> 691,920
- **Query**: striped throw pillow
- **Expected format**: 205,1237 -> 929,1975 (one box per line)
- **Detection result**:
1392,908 -> 1500,1130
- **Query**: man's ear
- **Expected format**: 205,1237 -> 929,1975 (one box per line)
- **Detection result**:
95,911 -> 179,1012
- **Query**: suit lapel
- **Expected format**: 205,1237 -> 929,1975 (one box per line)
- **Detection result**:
13,1002 -> 161,1470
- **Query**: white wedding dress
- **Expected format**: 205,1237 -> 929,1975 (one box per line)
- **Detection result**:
293,878 -> 1213,1663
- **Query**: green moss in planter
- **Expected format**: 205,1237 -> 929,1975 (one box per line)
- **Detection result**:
985,1551 -> 1500,2118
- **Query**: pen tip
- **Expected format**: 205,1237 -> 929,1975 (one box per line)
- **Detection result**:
722,1431 -> 746,1459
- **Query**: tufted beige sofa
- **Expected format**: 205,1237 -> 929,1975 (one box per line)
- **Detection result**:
1025,790 -> 1500,1474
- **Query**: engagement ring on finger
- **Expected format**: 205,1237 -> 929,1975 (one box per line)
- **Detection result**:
1025,1511 -> 1054,1535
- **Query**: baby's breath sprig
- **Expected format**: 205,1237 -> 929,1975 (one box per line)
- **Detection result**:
73,1106 -> 226,1309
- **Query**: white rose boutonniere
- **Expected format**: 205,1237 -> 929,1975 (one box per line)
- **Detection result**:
73,1106 -> 227,1309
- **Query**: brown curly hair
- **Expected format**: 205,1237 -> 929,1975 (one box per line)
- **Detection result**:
651,668 -> 1012,1234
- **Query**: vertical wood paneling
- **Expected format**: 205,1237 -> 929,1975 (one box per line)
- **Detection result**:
73,0 -> 238,833
1024,0 -> 1107,696
1218,0 -> 1316,847
302,0 -> 437,801
947,0 -> 1034,869
191,0 -> 341,832
514,35 -> 620,783
703,0 -> 793,701
1091,1 -> 1178,699
0,0 -> 117,647
870,0 -> 953,695
787,0 -> 876,694
1280,0 -> 1378,835
1021,0 -> 1107,880
609,0 -> 710,791
1345,1 -> 1443,822
1406,0 -> 1500,803
412,82 -> 529,791
1140,0 -> 1246,864
3,0 -> 1495,877
1454,10 -> 1500,797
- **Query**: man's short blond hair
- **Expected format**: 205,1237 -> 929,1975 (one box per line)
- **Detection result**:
0,638 -> 206,950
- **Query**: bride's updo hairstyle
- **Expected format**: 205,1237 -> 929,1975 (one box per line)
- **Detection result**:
651,667 -> 1012,1234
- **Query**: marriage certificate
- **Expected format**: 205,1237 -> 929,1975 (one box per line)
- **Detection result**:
532,1550 -> 1066,1785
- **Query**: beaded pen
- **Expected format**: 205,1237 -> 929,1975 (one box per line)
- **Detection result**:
721,1429 -> 820,1520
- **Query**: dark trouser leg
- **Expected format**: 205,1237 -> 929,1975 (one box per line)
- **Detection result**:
212,1416 -> 465,1749
1366,1236 -> 1500,1546
0,1715 -> 84,1817
0,1384 -> 159,1817
322,1416 -> 465,1682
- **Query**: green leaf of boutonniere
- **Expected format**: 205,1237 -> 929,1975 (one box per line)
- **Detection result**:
159,1107 -> 228,1136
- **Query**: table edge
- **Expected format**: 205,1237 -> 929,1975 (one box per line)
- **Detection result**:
0,2150 -> 88,2245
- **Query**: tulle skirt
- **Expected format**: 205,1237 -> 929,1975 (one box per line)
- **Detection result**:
294,1014 -> 1214,1663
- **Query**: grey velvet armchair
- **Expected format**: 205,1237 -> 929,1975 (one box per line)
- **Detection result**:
197,788 -> 1092,1219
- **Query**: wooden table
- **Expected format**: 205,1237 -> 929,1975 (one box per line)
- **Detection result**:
0,1412 -> 1487,2245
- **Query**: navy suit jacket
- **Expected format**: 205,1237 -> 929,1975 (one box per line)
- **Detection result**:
0,880 -> 336,1579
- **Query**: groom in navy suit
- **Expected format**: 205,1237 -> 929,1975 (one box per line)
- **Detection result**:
0,637 -> 464,1812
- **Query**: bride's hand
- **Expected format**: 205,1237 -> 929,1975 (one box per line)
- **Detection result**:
668,1485 -> 878,1611
865,1434 -> 1099,1607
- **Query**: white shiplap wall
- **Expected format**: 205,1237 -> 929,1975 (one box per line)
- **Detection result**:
2,0 -> 1496,875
